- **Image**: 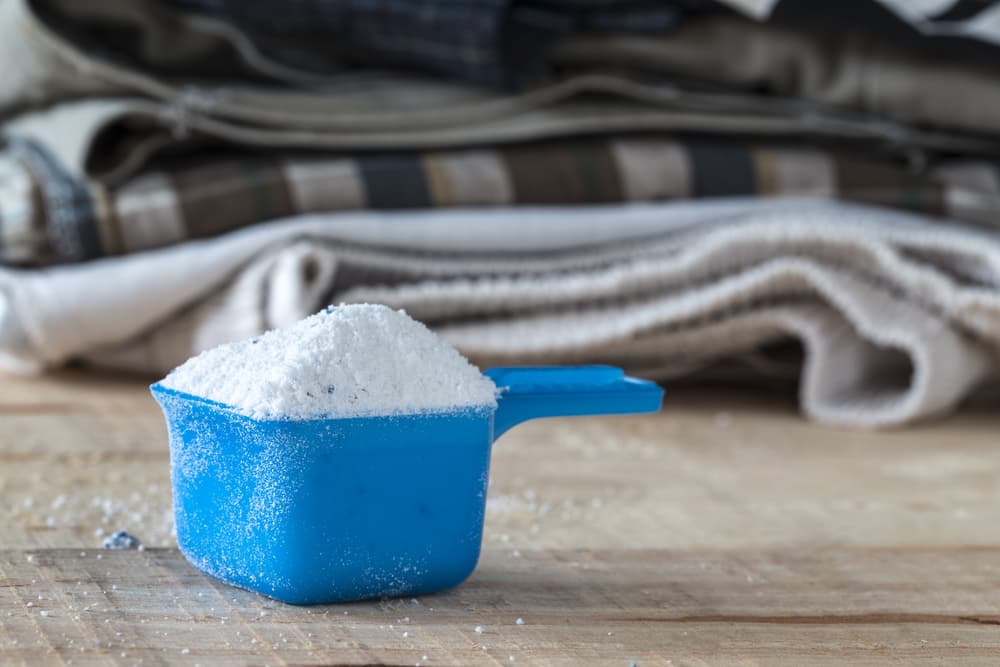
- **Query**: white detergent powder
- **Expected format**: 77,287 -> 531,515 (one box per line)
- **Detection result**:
160,304 -> 497,419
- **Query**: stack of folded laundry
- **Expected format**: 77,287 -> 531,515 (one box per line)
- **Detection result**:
1,0 -> 998,426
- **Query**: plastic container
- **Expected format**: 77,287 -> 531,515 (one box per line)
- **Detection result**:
151,365 -> 662,604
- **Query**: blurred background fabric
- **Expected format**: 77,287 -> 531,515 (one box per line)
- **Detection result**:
1,0 -> 999,426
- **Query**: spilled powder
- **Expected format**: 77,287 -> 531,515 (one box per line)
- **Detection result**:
161,304 -> 497,419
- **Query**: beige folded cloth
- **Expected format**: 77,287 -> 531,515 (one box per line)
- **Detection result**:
553,14 -> 1000,139
0,198 -> 997,427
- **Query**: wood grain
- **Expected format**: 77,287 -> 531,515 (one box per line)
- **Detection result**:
0,370 -> 999,665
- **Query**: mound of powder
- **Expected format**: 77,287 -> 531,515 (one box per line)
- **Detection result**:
160,304 -> 497,419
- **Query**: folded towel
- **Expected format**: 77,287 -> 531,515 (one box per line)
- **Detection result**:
5,0 -> 999,163
711,0 -> 1000,54
163,0 -> 680,86
5,129 -> 1000,266
1,198 -> 997,427
554,14 -> 1000,139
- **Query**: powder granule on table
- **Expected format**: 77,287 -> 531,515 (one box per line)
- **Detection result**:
160,304 -> 497,419
102,530 -> 142,550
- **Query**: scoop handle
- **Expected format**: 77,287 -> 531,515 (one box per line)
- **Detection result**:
485,366 -> 663,439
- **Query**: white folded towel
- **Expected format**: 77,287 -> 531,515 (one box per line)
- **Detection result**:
1,198 -> 997,427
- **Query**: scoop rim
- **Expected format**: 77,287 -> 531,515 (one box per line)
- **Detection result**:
149,382 -> 497,423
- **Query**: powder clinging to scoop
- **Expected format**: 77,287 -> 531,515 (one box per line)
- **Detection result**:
160,304 -> 497,419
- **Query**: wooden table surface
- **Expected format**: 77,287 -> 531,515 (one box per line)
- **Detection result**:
1,371 -> 999,666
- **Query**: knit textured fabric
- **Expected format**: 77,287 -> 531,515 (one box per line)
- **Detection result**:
0,198 -> 996,427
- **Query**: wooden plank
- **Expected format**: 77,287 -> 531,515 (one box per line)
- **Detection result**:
0,370 -> 999,664
3,547 -> 1000,666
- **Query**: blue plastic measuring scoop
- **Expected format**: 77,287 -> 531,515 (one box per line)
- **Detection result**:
151,366 -> 662,604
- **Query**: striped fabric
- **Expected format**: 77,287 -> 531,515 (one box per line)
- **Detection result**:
4,136 -> 1000,266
